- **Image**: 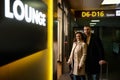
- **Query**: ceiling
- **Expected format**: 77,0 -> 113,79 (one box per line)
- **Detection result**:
68,0 -> 103,10
68,0 -> 120,10
67,0 -> 120,27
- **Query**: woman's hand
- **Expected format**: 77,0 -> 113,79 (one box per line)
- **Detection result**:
67,61 -> 70,65
78,65 -> 82,69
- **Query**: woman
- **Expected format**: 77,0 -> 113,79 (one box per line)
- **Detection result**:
67,32 -> 87,80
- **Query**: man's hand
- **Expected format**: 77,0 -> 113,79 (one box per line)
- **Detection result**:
99,60 -> 107,65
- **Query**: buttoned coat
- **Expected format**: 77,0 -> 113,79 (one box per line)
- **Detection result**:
83,34 -> 105,74
68,41 -> 87,75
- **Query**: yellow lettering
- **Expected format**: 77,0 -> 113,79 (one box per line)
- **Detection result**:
91,11 -> 96,17
100,11 -> 104,17
86,12 -> 90,17
82,12 -> 86,17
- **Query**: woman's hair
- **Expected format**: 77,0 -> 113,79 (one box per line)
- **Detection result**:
73,31 -> 84,42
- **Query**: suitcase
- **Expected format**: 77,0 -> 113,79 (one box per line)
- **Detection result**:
99,63 -> 109,80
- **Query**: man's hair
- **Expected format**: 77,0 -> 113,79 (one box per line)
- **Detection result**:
84,25 -> 91,28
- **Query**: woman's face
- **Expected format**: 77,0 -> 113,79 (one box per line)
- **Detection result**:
76,33 -> 82,41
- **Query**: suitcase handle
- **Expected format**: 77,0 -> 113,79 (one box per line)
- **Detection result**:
100,62 -> 108,80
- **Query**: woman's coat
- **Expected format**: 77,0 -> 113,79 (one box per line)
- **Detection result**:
67,41 -> 87,75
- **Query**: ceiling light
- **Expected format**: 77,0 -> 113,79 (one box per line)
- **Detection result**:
91,20 -> 100,22
90,23 -> 96,25
90,24 -> 95,27
102,0 -> 120,5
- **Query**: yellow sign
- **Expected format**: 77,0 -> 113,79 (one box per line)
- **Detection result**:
81,11 -> 105,17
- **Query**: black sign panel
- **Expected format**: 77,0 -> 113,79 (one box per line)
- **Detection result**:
0,0 -> 47,66
75,9 -> 120,18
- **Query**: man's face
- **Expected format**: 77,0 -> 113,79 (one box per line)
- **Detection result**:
83,26 -> 91,36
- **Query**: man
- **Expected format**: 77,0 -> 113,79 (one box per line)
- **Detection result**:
83,25 -> 106,80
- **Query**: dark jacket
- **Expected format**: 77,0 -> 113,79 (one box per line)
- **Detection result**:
83,34 -> 105,74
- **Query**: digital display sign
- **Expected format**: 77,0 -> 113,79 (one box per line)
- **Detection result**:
82,11 -> 105,17
75,9 -> 120,18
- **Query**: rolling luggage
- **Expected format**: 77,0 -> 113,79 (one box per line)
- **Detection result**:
99,63 -> 109,80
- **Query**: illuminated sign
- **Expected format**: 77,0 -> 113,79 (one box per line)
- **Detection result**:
0,0 -> 47,66
75,10 -> 120,18
5,0 -> 46,26
82,11 -> 104,17
116,10 -> 120,16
